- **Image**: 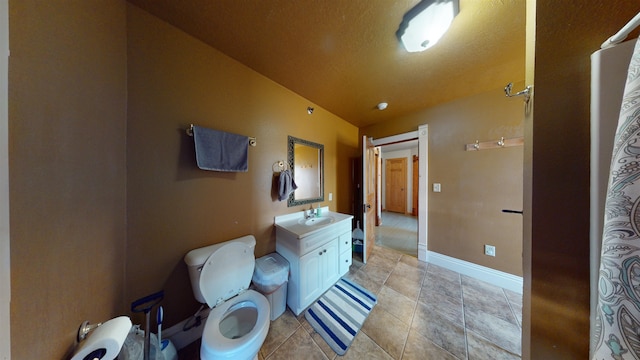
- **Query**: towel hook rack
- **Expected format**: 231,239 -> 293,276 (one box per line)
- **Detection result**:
504,83 -> 532,103
465,136 -> 524,151
186,124 -> 257,147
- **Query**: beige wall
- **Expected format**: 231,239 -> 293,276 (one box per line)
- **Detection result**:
125,5 -> 359,326
8,1 -> 128,358
7,2 -> 358,357
0,0 -> 9,357
8,1 -> 640,358
362,86 -> 525,276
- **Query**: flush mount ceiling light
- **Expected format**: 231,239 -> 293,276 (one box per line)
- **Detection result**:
397,0 -> 459,52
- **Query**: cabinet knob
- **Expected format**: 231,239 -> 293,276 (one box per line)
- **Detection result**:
319,252 -> 322,256
323,249 -> 327,253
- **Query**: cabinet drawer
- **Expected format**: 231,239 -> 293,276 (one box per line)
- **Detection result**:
340,251 -> 352,275
338,232 -> 352,253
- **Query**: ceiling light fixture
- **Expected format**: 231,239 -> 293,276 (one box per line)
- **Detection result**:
397,0 -> 459,53
377,102 -> 388,111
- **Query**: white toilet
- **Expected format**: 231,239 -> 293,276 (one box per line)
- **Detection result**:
184,235 -> 270,360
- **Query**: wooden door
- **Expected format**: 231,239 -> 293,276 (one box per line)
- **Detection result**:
385,158 -> 407,213
412,155 -> 418,216
362,136 -> 376,263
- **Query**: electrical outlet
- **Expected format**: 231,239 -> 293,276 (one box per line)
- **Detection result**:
484,245 -> 496,257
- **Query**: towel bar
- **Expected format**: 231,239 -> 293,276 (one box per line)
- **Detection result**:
186,124 -> 256,147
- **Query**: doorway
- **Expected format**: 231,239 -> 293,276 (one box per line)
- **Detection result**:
379,145 -> 417,256
376,211 -> 418,256
365,125 -> 428,261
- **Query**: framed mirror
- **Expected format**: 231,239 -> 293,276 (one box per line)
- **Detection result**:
287,135 -> 324,206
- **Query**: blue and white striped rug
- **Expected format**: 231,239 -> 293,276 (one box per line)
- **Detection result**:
304,277 -> 377,355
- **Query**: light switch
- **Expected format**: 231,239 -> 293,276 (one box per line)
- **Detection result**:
433,183 -> 441,192
329,192 -> 333,201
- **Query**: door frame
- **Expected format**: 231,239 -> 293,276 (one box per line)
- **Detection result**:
371,125 -> 428,262
361,136 -> 376,263
412,155 -> 419,216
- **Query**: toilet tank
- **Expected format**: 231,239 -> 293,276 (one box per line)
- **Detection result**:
184,235 -> 257,304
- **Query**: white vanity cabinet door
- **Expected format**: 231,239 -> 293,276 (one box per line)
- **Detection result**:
321,238 -> 340,290
278,236 -> 341,315
299,246 -> 324,308
299,237 -> 339,311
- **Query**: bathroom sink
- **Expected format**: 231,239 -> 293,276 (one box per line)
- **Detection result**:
275,208 -> 353,241
298,216 -> 335,227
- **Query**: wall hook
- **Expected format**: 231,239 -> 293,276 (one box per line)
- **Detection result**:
497,137 -> 505,147
272,160 -> 288,173
504,83 -> 532,103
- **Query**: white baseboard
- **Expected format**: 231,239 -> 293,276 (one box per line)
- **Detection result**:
425,251 -> 523,294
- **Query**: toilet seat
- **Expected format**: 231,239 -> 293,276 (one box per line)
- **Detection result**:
201,289 -> 271,360
200,241 -> 255,308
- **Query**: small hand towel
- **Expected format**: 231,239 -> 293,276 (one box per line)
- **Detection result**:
192,125 -> 249,172
278,169 -> 298,201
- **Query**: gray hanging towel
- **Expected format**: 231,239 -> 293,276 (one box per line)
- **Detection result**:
278,169 -> 298,201
192,125 -> 249,172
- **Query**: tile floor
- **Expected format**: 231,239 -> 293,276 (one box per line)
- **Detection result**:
179,244 -> 522,359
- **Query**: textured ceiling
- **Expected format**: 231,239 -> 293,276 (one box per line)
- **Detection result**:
127,0 -> 526,128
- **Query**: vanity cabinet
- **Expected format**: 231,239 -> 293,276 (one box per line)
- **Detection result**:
338,232 -> 352,275
274,209 -> 353,316
299,237 -> 339,308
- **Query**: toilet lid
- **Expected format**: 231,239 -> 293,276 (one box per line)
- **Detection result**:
200,242 -> 255,308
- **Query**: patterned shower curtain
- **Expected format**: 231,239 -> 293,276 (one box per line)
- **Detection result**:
593,36 -> 640,359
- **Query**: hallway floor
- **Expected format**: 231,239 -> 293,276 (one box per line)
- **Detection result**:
375,211 -> 418,257
179,245 -> 522,359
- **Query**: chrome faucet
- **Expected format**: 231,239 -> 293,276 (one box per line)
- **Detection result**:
305,203 -> 316,219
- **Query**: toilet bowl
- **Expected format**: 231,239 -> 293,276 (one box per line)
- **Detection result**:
201,290 -> 269,360
185,235 -> 270,360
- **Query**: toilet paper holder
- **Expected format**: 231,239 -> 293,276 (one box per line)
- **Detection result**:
77,320 -> 102,342
71,316 -> 133,360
